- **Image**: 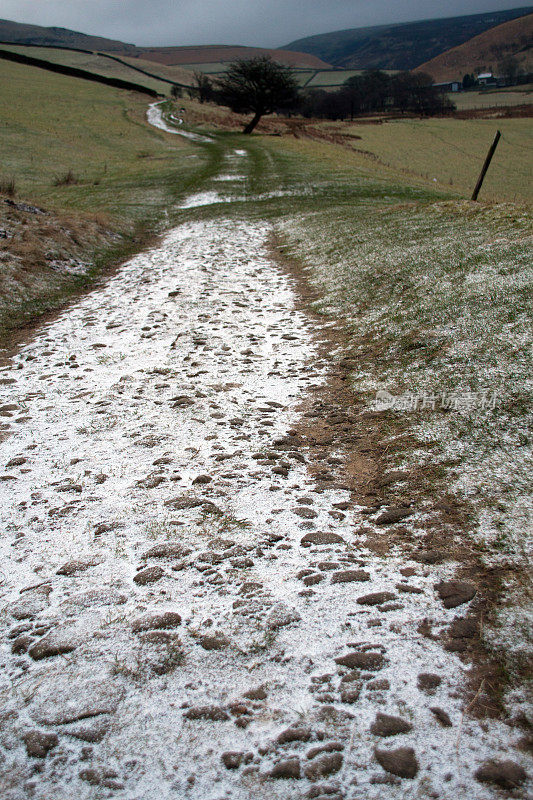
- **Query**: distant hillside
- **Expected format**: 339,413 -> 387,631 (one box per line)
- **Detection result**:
415,13 -> 533,81
0,18 -> 137,53
285,7 -> 533,70
0,19 -> 330,70
125,45 -> 330,69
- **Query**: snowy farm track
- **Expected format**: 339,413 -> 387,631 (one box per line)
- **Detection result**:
0,127 -> 530,800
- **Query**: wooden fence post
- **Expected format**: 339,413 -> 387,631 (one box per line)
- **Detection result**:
471,130 -> 501,201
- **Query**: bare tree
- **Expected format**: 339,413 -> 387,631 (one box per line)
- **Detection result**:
192,71 -> 213,103
216,57 -> 299,134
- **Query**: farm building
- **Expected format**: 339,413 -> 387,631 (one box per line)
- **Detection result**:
477,72 -> 497,85
433,81 -> 461,92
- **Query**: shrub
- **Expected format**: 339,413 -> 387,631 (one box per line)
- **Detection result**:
0,176 -> 16,197
53,170 -> 79,187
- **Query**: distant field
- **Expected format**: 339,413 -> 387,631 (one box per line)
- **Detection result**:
449,86 -> 533,109
117,54 -> 195,86
0,44 -> 173,95
318,116 -> 532,202
177,62 -> 230,74
305,69 -> 398,88
180,63 -> 384,90
305,69 -> 361,87
131,44 -> 330,69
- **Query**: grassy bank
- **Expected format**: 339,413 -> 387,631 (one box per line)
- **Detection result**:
0,60 -> 226,342
0,60 -> 206,215
260,137 -> 532,684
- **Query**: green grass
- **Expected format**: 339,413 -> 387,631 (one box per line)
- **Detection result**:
451,85 -> 533,110
116,54 -> 195,86
0,59 -> 227,221
0,44 -> 172,96
265,153 -> 531,627
0,60 -> 228,339
306,69 -> 397,88
177,62 -> 228,74
316,116 -> 533,203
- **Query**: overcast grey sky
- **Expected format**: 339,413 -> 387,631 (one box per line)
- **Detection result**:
1,1 -> 526,47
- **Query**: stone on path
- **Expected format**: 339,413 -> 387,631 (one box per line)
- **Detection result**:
133,566 -> 165,585
300,532 -> 345,547
356,592 -> 396,606
375,747 -> 419,779
335,651 -> 384,670
303,752 -> 343,780
435,580 -> 477,608
270,757 -> 301,779
183,705 -> 229,722
266,603 -> 301,629
331,569 -> 370,583
22,730 -> 58,758
370,713 -> 413,736
132,611 -> 182,633
375,507 -> 412,525
475,759 -> 527,790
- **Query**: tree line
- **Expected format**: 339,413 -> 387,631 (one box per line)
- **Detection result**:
173,58 -> 455,134
298,70 -> 455,120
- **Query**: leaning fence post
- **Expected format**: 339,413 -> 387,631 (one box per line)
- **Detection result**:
471,130 -> 501,201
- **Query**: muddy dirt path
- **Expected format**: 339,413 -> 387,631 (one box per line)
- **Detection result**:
0,146 -> 529,799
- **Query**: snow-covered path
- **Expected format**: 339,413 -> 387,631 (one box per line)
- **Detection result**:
0,216 -> 529,799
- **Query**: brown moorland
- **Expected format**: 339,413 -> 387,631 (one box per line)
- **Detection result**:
122,44 -> 331,69
415,13 -> 533,82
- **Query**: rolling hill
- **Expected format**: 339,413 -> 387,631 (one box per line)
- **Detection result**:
0,19 -> 330,70
284,6 -> 533,70
128,45 -> 330,69
0,18 -> 137,53
0,43 -> 197,91
415,12 -> 533,81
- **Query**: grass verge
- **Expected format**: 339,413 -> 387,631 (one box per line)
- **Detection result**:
264,147 -> 532,695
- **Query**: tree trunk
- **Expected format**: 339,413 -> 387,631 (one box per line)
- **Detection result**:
243,111 -> 262,135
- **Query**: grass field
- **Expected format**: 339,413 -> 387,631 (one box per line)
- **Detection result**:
177,61 -> 232,74
449,85 -> 533,109
0,59 -> 211,217
117,54 -> 195,86
314,116 -> 532,203
0,44 -> 173,95
305,68 -> 398,88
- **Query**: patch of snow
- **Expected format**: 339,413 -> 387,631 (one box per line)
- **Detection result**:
178,191 -> 227,209
147,101 -> 213,143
